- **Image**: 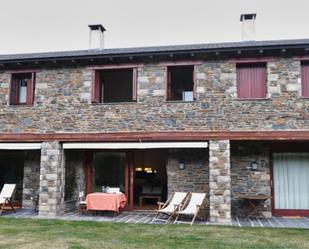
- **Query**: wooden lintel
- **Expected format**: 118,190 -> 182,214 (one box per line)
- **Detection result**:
5,68 -> 42,73
228,56 -> 274,63
0,131 -> 309,142
88,63 -> 144,70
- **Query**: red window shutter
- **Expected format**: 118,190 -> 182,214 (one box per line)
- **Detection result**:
237,63 -> 267,99
132,68 -> 137,101
10,76 -> 18,105
91,70 -> 101,103
26,73 -> 35,105
166,68 -> 172,100
301,62 -> 309,97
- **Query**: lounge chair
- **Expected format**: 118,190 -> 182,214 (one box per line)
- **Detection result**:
174,192 -> 207,225
0,184 -> 16,216
152,192 -> 188,223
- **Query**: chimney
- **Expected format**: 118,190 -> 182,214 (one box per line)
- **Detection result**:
88,24 -> 106,50
240,14 -> 256,41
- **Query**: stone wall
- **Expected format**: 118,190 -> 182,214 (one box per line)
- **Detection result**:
209,140 -> 231,224
64,150 -> 85,201
38,142 -> 65,217
166,148 -> 209,219
22,151 -> 40,209
0,58 -> 308,133
231,141 -> 271,217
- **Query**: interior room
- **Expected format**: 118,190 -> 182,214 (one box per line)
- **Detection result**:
100,69 -> 133,103
0,152 -> 24,204
133,149 -> 167,210
167,65 -> 194,101
93,152 -> 126,193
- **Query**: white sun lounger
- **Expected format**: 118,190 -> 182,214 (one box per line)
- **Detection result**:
152,192 -> 188,223
174,192 -> 207,225
0,184 -> 16,216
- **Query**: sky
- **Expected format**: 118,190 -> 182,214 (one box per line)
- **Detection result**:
0,0 -> 309,54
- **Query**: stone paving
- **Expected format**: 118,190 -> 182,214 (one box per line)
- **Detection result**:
2,209 -> 309,229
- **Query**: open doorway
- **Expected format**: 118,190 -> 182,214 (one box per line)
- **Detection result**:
0,152 -> 24,205
85,149 -> 168,211
133,150 -> 167,210
93,152 -> 126,193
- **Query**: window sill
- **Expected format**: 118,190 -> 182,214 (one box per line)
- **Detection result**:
165,100 -> 196,103
92,101 -> 138,105
235,98 -> 270,101
9,104 -> 34,107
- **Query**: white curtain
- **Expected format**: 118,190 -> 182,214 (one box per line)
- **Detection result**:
273,153 -> 309,210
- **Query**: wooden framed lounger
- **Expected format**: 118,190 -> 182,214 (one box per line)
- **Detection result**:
0,184 -> 16,216
152,192 -> 188,223
174,192 -> 207,225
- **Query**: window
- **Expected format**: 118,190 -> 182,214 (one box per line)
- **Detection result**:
92,68 -> 137,103
301,61 -> 309,97
166,65 -> 195,101
236,63 -> 267,99
10,73 -> 35,105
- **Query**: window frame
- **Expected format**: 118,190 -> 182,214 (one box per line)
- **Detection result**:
165,64 -> 197,102
9,72 -> 36,106
236,62 -> 268,100
91,67 -> 138,104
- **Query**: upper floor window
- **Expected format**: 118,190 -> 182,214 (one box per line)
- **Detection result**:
92,68 -> 137,103
166,65 -> 195,101
236,63 -> 267,99
301,61 -> 309,97
10,73 -> 35,105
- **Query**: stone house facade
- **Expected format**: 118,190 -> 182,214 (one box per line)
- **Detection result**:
1,27 -> 309,223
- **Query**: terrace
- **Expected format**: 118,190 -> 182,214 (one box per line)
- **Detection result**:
2,209 -> 309,229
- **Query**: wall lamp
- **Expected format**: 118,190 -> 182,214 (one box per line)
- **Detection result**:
178,160 -> 186,170
250,160 -> 259,171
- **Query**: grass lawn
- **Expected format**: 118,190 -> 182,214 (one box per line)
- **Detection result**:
0,218 -> 309,249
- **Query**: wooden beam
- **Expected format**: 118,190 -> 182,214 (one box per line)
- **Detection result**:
158,60 -> 203,66
5,68 -> 42,73
229,56 -> 274,63
88,63 -> 144,70
0,131 -> 309,142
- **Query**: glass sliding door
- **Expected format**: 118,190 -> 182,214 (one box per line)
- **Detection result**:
273,153 -> 309,211
93,152 -> 126,193
84,151 -> 133,210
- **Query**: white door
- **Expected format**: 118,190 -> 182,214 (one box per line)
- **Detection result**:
273,153 -> 309,210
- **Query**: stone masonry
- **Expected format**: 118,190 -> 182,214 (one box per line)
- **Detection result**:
64,150 -> 85,201
166,148 -> 209,218
231,141 -> 271,217
209,140 -> 231,224
0,58 -> 308,133
38,142 -> 65,217
22,151 -> 40,209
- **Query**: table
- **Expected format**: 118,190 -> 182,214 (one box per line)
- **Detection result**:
86,193 -> 127,214
237,194 -> 271,218
139,195 -> 161,208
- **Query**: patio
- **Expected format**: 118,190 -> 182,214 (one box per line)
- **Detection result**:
2,209 -> 309,229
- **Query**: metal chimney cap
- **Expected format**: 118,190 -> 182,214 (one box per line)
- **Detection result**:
240,14 -> 257,21
88,24 -> 106,32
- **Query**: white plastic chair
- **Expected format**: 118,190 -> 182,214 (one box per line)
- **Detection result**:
152,192 -> 188,223
174,192 -> 206,225
0,184 -> 16,215
78,191 -> 87,214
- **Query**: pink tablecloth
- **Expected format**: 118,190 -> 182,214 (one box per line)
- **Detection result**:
86,193 -> 127,212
